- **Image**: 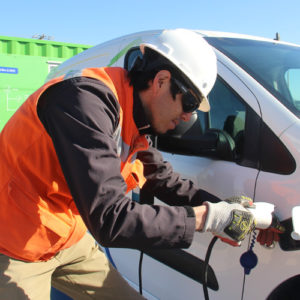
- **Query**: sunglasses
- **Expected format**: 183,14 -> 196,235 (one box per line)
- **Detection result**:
172,78 -> 201,113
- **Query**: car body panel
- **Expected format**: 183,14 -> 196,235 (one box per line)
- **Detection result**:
48,29 -> 300,300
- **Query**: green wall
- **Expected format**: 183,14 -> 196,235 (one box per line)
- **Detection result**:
0,36 -> 91,130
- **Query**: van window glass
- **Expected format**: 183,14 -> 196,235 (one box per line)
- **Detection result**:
207,78 -> 246,140
205,37 -> 300,118
285,69 -> 300,110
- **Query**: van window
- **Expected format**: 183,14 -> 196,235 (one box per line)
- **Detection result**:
285,69 -> 300,110
205,37 -> 300,118
207,79 -> 246,141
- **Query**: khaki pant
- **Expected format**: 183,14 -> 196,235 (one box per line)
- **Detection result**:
0,233 -> 146,300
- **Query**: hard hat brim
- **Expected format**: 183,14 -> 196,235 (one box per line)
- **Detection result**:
198,96 -> 210,112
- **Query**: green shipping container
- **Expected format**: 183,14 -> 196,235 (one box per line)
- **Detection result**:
0,36 -> 91,130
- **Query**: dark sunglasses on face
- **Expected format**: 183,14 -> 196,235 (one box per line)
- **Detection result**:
172,78 -> 202,113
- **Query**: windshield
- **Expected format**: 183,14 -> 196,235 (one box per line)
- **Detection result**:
205,37 -> 300,118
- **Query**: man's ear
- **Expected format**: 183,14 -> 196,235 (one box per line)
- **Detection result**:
153,70 -> 171,92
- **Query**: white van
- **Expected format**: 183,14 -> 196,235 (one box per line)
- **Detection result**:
48,29 -> 300,300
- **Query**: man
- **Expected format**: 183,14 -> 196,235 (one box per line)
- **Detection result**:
0,29 -> 278,299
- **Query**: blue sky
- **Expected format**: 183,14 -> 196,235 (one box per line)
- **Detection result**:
1,0 -> 299,46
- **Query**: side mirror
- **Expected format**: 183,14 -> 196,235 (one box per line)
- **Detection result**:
156,112 -> 235,161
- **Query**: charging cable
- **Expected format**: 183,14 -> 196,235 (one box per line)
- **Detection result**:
202,236 -> 218,300
137,237 -> 219,300
139,251 -> 144,295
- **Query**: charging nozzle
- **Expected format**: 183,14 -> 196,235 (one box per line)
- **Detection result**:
248,202 -> 275,229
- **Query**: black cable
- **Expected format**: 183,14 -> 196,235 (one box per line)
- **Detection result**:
138,251 -> 144,295
241,272 -> 246,300
138,236 -> 218,299
202,236 -> 218,300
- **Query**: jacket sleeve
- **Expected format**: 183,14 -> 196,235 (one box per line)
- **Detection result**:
138,147 -> 221,206
37,76 -> 195,250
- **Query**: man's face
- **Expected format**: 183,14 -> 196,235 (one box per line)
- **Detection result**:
141,70 -> 193,134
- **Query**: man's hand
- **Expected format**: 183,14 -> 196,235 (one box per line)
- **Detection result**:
193,205 -> 208,231
193,196 -> 285,247
256,214 -> 285,247
257,228 -> 280,247
196,196 -> 255,245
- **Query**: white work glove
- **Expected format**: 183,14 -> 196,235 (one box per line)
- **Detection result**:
202,196 -> 255,246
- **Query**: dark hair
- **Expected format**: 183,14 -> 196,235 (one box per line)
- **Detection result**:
128,48 -> 187,99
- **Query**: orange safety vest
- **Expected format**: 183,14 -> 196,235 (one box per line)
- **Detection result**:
0,67 -> 149,261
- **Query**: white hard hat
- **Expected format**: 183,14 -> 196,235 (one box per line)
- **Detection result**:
140,29 -> 217,112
